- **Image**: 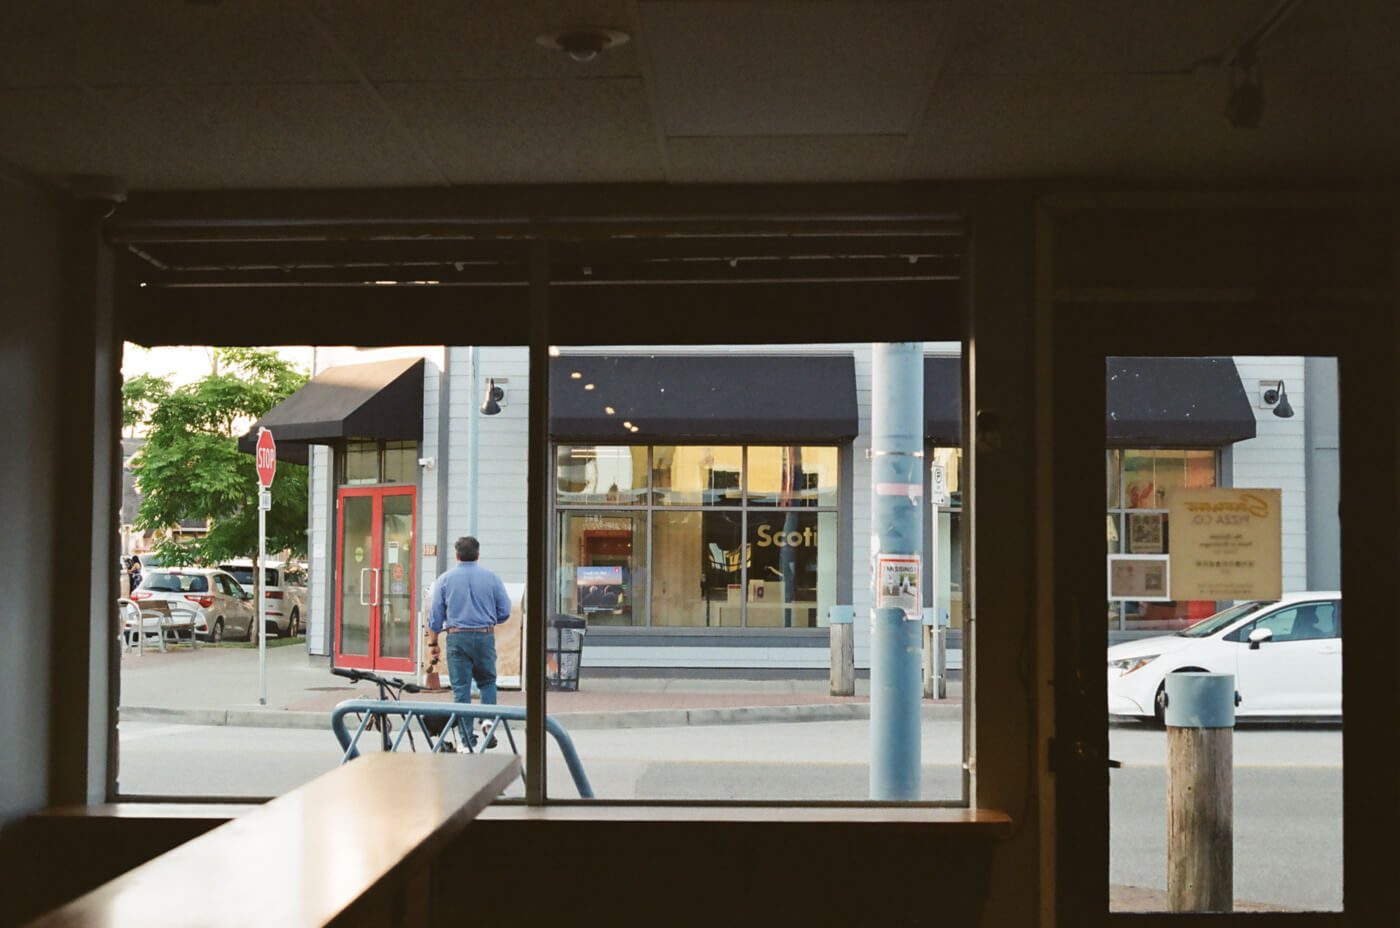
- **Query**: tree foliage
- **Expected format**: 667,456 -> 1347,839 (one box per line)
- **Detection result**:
124,348 -> 309,566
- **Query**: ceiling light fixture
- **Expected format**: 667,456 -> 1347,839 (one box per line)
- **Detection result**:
536,27 -> 630,63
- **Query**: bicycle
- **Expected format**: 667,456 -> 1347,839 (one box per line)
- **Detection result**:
329,667 -> 495,753
330,666 -> 424,752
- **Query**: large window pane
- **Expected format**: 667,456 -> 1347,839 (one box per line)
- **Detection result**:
747,446 -> 839,507
557,445 -> 647,505
651,445 -> 742,506
744,511 -> 836,628
650,509 -> 742,626
556,511 -> 647,627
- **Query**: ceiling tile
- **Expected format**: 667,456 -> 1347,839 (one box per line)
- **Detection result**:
307,0 -> 640,81
667,135 -> 907,182
0,83 -> 438,190
906,69 -> 1400,180
381,78 -> 665,183
641,0 -> 953,136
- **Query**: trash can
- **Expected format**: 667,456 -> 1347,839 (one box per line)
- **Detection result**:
546,614 -> 587,691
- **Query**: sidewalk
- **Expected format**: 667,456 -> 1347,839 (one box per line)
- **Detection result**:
118,642 -> 963,730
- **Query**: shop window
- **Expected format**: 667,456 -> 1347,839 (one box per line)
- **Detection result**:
556,445 -> 647,505
556,511 -> 648,627
651,445 -> 743,506
556,444 -> 840,628
1106,448 -> 1219,632
340,439 -> 419,486
747,446 -> 839,507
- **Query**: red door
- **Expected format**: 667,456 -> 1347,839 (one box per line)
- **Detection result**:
335,486 -> 416,672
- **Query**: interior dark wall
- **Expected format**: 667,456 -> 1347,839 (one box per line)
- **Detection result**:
0,176 -> 65,827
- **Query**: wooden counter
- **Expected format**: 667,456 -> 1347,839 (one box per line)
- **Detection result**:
23,753 -> 518,928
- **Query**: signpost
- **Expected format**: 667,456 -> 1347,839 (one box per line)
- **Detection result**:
255,428 -> 275,705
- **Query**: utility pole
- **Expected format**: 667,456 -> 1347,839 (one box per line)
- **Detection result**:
869,343 -> 923,800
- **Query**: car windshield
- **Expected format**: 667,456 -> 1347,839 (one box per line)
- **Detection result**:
140,571 -> 210,594
219,565 -> 277,586
1176,600 -> 1269,638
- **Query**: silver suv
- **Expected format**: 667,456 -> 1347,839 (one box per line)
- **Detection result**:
217,560 -> 309,638
131,568 -> 257,643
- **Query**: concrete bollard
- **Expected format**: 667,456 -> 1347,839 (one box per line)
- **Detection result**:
921,607 -> 947,699
1165,671 -> 1236,913
829,605 -> 854,696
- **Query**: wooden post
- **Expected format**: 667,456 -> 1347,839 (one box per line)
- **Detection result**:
830,605 -> 854,696
1165,672 -> 1235,913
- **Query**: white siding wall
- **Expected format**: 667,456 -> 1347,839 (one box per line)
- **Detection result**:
444,346 -> 529,586
1229,356 -> 1310,593
306,444 -> 332,656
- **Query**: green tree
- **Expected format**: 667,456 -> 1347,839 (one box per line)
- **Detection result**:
124,348 -> 309,566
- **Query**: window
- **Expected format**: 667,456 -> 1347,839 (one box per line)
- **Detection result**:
339,439 -> 417,485
554,445 -> 841,628
1106,449 -> 1220,632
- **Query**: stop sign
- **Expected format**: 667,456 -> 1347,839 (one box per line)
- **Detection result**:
255,429 -> 277,488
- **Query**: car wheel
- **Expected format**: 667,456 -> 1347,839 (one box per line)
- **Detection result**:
212,618 -> 224,644
289,608 -> 300,637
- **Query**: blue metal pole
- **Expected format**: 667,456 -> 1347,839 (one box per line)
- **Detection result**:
870,342 -> 924,800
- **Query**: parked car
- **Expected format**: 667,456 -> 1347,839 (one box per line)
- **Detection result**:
130,567 -> 258,643
216,560 -> 308,638
1107,592 -> 1342,723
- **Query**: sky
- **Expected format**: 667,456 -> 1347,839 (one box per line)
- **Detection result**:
122,344 -> 315,386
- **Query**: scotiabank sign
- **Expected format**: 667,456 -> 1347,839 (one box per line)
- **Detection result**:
1168,488 -> 1282,601
761,526 -> 817,548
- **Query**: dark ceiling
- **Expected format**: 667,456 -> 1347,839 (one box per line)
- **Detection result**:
3,1 -> 1394,344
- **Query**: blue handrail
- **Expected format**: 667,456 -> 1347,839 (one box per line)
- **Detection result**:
330,699 -> 594,798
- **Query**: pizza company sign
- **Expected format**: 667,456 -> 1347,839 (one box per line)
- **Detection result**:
1168,488 -> 1282,601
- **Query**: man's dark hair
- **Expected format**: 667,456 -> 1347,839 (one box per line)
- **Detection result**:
455,536 -> 480,562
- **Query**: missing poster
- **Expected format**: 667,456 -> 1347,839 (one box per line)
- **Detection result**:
876,554 -> 921,620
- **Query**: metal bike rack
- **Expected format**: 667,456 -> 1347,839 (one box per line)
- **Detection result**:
329,699 -> 594,798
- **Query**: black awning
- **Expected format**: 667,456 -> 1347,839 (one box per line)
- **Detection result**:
550,355 -> 858,442
238,356 -> 425,463
924,355 -> 1255,447
1107,357 -> 1256,446
924,356 -> 961,445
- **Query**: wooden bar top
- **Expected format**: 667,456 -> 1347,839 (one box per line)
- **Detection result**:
24,753 -> 519,928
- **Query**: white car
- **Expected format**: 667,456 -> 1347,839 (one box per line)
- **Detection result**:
217,560 -> 309,638
130,567 -> 259,643
1107,591 -> 1342,722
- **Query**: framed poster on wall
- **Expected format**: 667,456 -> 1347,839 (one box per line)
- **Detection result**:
1108,555 -> 1170,601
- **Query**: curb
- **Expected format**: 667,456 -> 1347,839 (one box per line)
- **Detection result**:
120,700 -> 962,731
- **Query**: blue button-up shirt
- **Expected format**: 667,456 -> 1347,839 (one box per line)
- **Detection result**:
428,561 -> 512,634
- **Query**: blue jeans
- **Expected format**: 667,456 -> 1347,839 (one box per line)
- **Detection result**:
445,630 -> 498,706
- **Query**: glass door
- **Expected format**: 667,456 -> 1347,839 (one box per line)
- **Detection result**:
335,486 -> 416,672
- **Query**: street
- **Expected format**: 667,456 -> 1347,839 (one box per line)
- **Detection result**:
118,717 -> 1341,912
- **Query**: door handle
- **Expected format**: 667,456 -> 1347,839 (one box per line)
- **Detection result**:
360,568 -> 371,606
371,568 -> 381,606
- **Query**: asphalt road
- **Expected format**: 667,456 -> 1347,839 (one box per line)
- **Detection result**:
117,718 -> 1342,912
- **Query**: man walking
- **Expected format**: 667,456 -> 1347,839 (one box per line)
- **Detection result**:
427,536 -> 512,749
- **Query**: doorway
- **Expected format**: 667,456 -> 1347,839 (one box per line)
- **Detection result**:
335,486 -> 417,672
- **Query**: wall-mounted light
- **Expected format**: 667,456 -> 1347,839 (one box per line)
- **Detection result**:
481,378 -> 506,416
535,27 -> 630,63
1260,380 -> 1295,418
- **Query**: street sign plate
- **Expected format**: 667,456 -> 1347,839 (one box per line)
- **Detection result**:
255,429 -> 277,488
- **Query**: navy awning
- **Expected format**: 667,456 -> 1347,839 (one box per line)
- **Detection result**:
550,355 -> 858,442
924,356 -> 961,445
924,355 -> 1255,447
1106,357 -> 1256,445
238,357 -> 425,464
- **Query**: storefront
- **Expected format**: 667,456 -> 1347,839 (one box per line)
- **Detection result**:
248,346 -> 1318,671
